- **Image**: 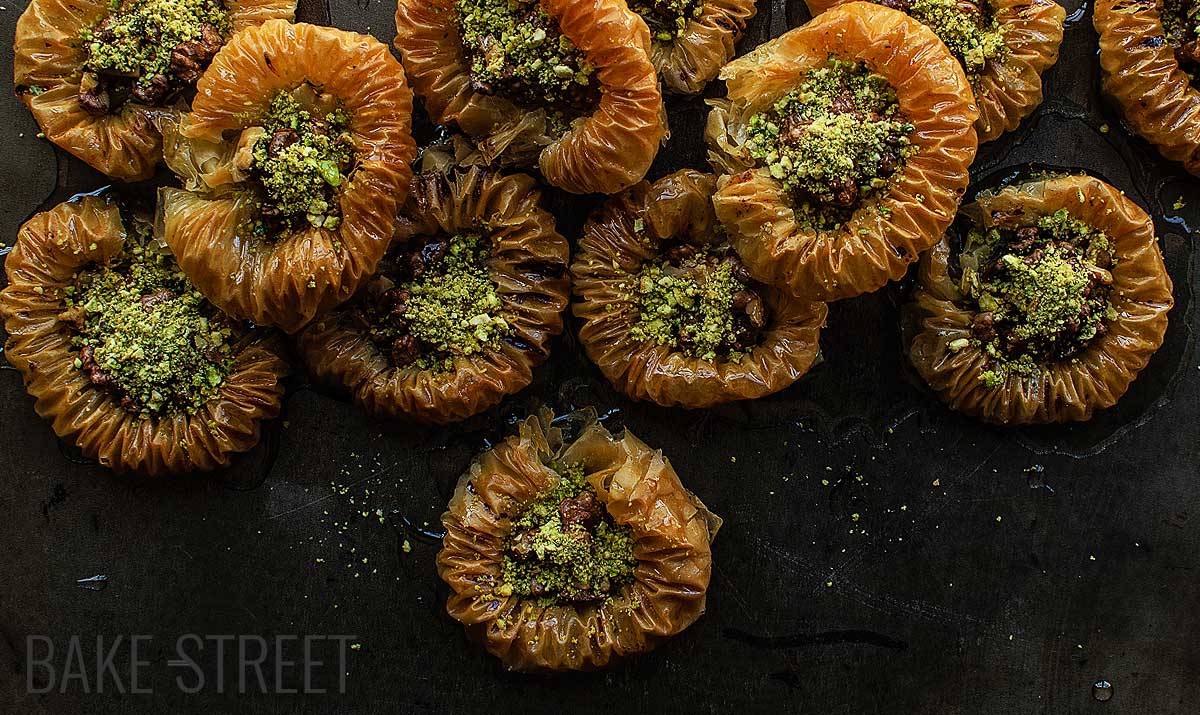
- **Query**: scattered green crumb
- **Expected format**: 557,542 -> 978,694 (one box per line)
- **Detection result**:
629,0 -> 703,42
900,0 -> 1006,82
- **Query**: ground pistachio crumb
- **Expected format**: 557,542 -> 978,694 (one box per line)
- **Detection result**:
497,462 -> 637,605
895,0 -> 1006,81
629,0 -> 704,42
65,234 -> 234,415
957,208 -> 1116,385
745,57 -> 915,231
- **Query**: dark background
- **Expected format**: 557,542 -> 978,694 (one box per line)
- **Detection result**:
1,0 -> 1198,712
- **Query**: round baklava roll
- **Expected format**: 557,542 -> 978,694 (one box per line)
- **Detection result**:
806,0 -> 1064,143
572,169 -> 827,408
904,174 -> 1173,424
438,409 -> 721,671
13,0 -> 296,181
0,196 -> 288,475
706,2 -> 979,303
394,0 -> 665,194
157,20 -> 416,334
295,168 -> 569,424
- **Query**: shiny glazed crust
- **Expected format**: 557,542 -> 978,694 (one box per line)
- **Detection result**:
706,2 -> 979,302
904,174 -> 1174,424
12,0 -> 296,181
157,20 -> 416,334
1095,0 -> 1200,174
0,197 -> 289,476
650,0 -> 758,94
438,409 -> 721,671
571,170 -> 827,408
806,0 -> 1064,142
294,169 -> 570,424
394,0 -> 665,194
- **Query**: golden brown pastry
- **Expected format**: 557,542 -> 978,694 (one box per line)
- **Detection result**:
807,0 -> 1064,143
438,409 -> 721,671
0,196 -> 289,476
571,170 -> 827,408
13,0 -> 296,181
904,174 -> 1173,424
157,20 -> 416,334
295,168 -> 569,424
633,0 -> 758,94
1095,0 -> 1200,174
706,2 -> 979,303
394,0 -> 665,194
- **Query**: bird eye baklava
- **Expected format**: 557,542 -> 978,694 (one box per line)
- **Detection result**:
394,0 -> 665,194
632,0 -> 758,94
806,0 -> 1064,143
156,20 -> 416,334
904,174 -> 1173,424
13,0 -> 296,181
0,196 -> 288,475
571,170 -> 827,408
438,409 -> 720,671
295,168 -> 570,424
706,2 -> 979,303
1096,0 -> 1200,175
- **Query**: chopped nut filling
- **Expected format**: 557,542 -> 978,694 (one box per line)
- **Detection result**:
497,462 -> 637,604
62,230 -> 234,415
626,243 -> 767,362
876,0 -> 1006,81
247,89 -> 356,237
454,0 -> 600,132
745,58 -> 916,231
78,0 -> 230,114
354,234 -> 511,372
955,209 -> 1117,386
1160,0 -> 1200,81
629,0 -> 704,43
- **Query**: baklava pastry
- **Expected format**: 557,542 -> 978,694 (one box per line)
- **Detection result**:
157,20 -> 416,334
0,196 -> 289,476
632,0 -> 758,94
706,3 -> 979,303
393,0 -> 665,194
438,409 -> 721,671
904,174 -> 1173,424
295,168 -> 569,424
1095,0 -> 1200,174
13,0 -> 296,181
571,170 -> 827,408
806,0 -> 1064,143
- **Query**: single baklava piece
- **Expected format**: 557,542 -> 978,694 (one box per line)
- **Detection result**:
1096,0 -> 1200,174
572,170 -> 826,408
706,3 -> 979,303
904,174 -> 1173,424
13,0 -> 296,181
807,0 -> 1064,143
0,196 -> 288,475
631,0 -> 758,94
295,168 -> 569,424
438,409 -> 720,671
394,0 -> 664,194
157,21 -> 416,333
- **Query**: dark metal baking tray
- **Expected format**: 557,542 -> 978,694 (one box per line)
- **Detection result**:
0,0 -> 1197,711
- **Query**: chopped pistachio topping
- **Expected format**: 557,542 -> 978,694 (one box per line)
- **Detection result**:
364,234 -> 511,372
899,0 -> 1006,81
626,247 -> 765,361
629,0 -> 704,42
80,0 -> 229,97
250,90 -> 355,234
67,240 -> 234,415
454,0 -> 598,130
498,462 -> 637,605
1161,0 -> 1200,81
745,58 -> 915,231
958,209 -> 1116,385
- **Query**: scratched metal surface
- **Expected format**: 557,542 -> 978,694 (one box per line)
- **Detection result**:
1,0 -> 1199,712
